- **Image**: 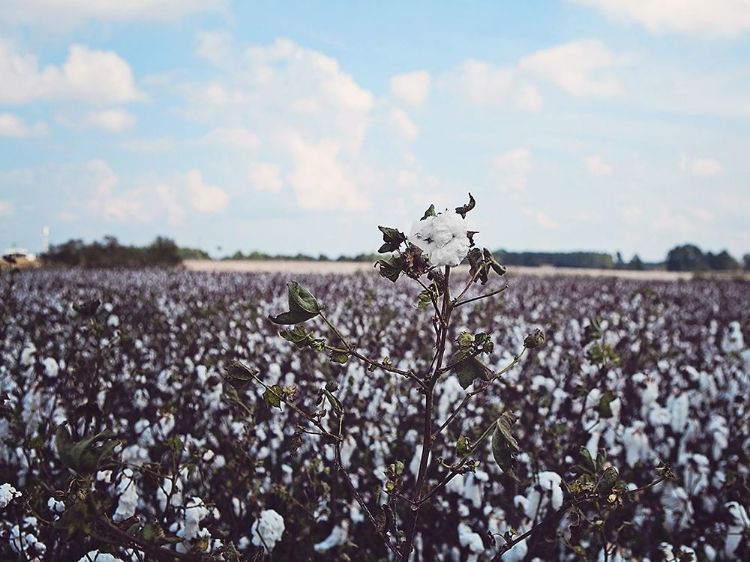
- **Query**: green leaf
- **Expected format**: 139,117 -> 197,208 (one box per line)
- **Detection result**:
263,385 -> 283,409
269,281 -> 321,325
523,328 -> 546,349
491,412 -> 520,482
421,204 -> 436,220
54,423 -> 119,475
456,332 -> 474,349
579,446 -> 596,473
598,390 -> 616,418
330,351 -> 350,364
323,388 -> 343,414
451,349 -> 493,389
597,466 -> 619,493
416,289 -> 433,309
375,254 -> 403,282
224,361 -> 259,390
377,226 -> 407,253
456,435 -> 471,457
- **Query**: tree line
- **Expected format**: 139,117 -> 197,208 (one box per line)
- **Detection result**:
35,236 -> 750,272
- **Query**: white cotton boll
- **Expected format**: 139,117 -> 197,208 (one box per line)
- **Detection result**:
725,501 -> 749,557
446,472 -> 465,495
707,416 -> 729,461
502,538 -> 529,562
313,523 -> 348,552
458,522 -> 484,553
113,469 -> 138,522
47,497 -> 65,513
78,550 -> 125,562
586,430 -> 601,459
648,405 -> 671,427
21,344 -> 36,367
107,314 -> 120,327
1,482 -> 21,508
251,509 -> 285,553
623,422 -> 650,468
42,357 -> 59,378
722,321 -> 745,353
668,393 -> 689,433
180,497 -> 209,541
340,435 -> 356,467
408,211 -> 470,267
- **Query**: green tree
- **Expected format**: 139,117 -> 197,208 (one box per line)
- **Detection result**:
665,244 -> 707,271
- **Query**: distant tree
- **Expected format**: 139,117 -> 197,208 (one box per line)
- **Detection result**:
42,236 -> 182,268
615,251 -> 625,269
628,254 -> 645,271
706,250 -> 740,271
179,247 -> 211,260
145,237 -> 182,267
744,253 -> 750,271
665,244 -> 707,271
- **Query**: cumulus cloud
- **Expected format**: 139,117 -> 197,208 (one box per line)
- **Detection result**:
0,41 -> 145,105
56,109 -> 136,132
182,37 -> 375,156
249,162 -> 283,193
195,30 -> 234,66
690,158 -> 723,177
623,205 -> 644,222
440,59 -> 515,105
584,155 -> 613,176
389,70 -> 432,106
570,0 -> 750,37
492,148 -> 533,191
118,137 -> 176,152
0,113 -> 47,137
513,82 -> 544,111
0,200 -> 15,216
389,108 -> 419,141
535,210 -> 559,229
187,169 -> 229,213
283,133 -> 369,211
200,127 -> 261,150
0,0 -> 227,30
519,39 -> 624,97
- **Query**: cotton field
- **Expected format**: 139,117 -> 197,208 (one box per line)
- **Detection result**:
1,269 -> 749,561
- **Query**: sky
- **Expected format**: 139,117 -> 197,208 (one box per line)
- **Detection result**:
1,1 -> 749,262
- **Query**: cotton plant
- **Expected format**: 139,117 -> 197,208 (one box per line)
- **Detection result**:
229,195 -> 674,561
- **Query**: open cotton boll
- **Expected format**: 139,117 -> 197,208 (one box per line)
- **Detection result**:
458,522 -> 484,562
251,509 -> 285,553
1,482 -> 21,508
408,211 -> 470,267
313,523 -> 348,552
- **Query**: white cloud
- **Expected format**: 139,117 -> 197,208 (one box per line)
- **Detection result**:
623,205 -> 644,222
86,159 -> 119,197
0,113 -> 47,137
283,133 -> 369,211
187,169 -> 229,213
584,155 -> 613,176
118,137 -> 176,152
249,163 -> 283,193
57,109 -> 136,132
690,158 -> 723,177
492,148 -> 533,191
0,0 -> 227,30
536,210 -> 559,229
441,59 -> 515,105
0,41 -> 145,105
154,183 -> 185,226
182,37 -> 375,155
513,83 -> 544,111
389,108 -> 419,141
0,200 -> 14,216
195,30 -> 234,66
200,127 -> 261,150
519,39 -> 624,97
389,70 -> 432,107
570,0 -> 750,37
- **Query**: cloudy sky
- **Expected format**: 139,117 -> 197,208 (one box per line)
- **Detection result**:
1,1 -> 749,261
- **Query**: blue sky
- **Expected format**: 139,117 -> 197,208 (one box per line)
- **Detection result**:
1,1 -> 749,261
